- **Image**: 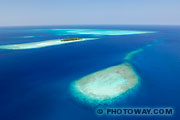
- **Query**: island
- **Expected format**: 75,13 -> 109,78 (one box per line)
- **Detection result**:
61,38 -> 83,42
0,38 -> 97,50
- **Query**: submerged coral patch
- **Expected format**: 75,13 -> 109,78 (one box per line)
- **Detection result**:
72,63 -> 139,103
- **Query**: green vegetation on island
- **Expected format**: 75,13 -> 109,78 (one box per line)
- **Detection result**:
61,38 -> 83,42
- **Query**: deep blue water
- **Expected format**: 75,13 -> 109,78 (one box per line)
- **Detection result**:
0,25 -> 180,120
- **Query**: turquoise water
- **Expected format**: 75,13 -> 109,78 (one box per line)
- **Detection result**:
0,25 -> 179,120
0,38 -> 97,50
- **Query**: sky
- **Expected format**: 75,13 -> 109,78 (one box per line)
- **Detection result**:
0,0 -> 180,26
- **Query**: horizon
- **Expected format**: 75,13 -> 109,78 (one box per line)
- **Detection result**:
1,24 -> 180,28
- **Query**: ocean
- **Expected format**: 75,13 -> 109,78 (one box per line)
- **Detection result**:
0,25 -> 179,120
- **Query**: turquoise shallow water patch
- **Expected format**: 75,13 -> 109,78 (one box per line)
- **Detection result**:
72,63 -> 139,104
13,36 -> 36,39
124,40 -> 161,61
0,38 -> 97,50
52,29 -> 156,36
